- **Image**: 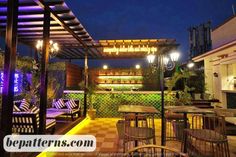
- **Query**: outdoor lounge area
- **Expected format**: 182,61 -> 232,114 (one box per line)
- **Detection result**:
0,0 -> 236,157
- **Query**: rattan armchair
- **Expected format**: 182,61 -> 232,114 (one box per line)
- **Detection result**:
183,115 -> 230,157
123,113 -> 156,153
126,144 -> 188,157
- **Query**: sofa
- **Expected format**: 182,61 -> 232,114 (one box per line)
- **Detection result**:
48,99 -> 81,121
12,100 -> 56,134
12,112 -> 56,134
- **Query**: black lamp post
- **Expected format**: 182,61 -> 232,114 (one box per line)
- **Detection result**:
146,51 -> 180,146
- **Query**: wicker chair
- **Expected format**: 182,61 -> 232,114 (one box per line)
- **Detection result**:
183,115 -> 230,157
126,144 -> 188,157
165,111 -> 185,141
123,113 -> 156,153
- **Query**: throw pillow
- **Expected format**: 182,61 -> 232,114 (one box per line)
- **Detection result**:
30,105 -> 40,114
53,99 -> 65,109
13,105 -> 21,112
19,99 -> 30,112
65,100 -> 78,110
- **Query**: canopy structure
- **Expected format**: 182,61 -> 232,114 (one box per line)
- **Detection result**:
0,0 -> 102,59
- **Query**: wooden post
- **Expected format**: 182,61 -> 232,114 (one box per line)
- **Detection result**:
0,0 -> 18,156
83,53 -> 88,117
39,9 -> 50,134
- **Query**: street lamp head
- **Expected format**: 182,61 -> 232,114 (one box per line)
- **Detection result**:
163,56 -> 169,65
146,54 -> 156,64
170,51 -> 180,62
187,62 -> 195,68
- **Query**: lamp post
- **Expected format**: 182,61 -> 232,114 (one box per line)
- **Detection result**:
146,51 -> 180,146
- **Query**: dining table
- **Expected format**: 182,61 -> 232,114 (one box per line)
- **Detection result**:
165,105 -> 215,152
225,117 -> 236,125
118,105 -> 158,147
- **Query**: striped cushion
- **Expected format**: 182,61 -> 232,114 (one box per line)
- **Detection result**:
19,99 -> 30,112
65,100 -> 78,110
30,105 -> 39,114
13,105 -> 21,112
53,99 -> 65,109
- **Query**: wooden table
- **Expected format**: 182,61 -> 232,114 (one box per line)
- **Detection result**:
118,105 -> 158,114
46,110 -> 65,119
165,106 -> 215,152
118,105 -> 158,147
225,117 -> 236,125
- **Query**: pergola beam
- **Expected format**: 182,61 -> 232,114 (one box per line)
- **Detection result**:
34,0 -> 89,49
38,8 -> 50,134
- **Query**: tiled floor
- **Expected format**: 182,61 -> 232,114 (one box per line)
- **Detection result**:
39,118 -> 236,157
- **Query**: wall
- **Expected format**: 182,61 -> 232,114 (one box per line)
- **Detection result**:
64,91 -> 176,118
66,63 -> 83,88
212,16 -> 236,49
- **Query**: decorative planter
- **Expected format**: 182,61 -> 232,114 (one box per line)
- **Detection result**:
193,93 -> 201,100
87,109 -> 96,120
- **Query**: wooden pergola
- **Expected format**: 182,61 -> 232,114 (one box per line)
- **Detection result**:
0,0 -> 178,156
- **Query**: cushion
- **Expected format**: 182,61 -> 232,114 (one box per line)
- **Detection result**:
30,105 -> 40,114
53,99 -> 66,109
65,100 -> 78,110
13,105 -> 21,112
19,99 -> 30,112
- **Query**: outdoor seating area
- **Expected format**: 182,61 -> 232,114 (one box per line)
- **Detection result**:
0,0 -> 236,157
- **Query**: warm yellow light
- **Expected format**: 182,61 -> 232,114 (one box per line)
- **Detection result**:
187,62 -> 194,68
36,40 -> 59,54
103,45 -> 157,54
98,84 -> 143,87
163,57 -> 169,65
37,118 -> 90,156
147,54 -> 156,63
103,65 -> 108,69
98,76 -> 143,79
135,64 -> 141,69
170,51 -> 180,62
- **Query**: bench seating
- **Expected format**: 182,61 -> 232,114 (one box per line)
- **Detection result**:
12,112 -> 56,134
49,99 -> 81,121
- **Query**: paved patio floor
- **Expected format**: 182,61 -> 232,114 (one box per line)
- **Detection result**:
39,118 -> 236,157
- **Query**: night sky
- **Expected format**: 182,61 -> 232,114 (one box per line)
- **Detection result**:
66,0 -> 236,68
1,0 -> 236,68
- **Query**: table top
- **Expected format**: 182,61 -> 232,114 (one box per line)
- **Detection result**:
118,105 -> 158,114
165,106 -> 215,114
225,117 -> 236,125
46,110 -> 65,118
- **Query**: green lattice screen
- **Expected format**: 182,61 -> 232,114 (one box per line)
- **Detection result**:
64,92 -> 176,118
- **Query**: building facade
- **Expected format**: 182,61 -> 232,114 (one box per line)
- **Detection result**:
193,16 -> 236,108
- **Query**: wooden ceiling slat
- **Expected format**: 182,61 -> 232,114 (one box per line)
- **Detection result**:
68,48 -> 84,57
0,9 -> 70,16
62,48 -> 81,58
0,23 -> 80,28
0,0 -> 64,7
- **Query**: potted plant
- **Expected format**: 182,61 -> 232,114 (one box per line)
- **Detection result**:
165,69 -> 195,140
79,81 -> 97,120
